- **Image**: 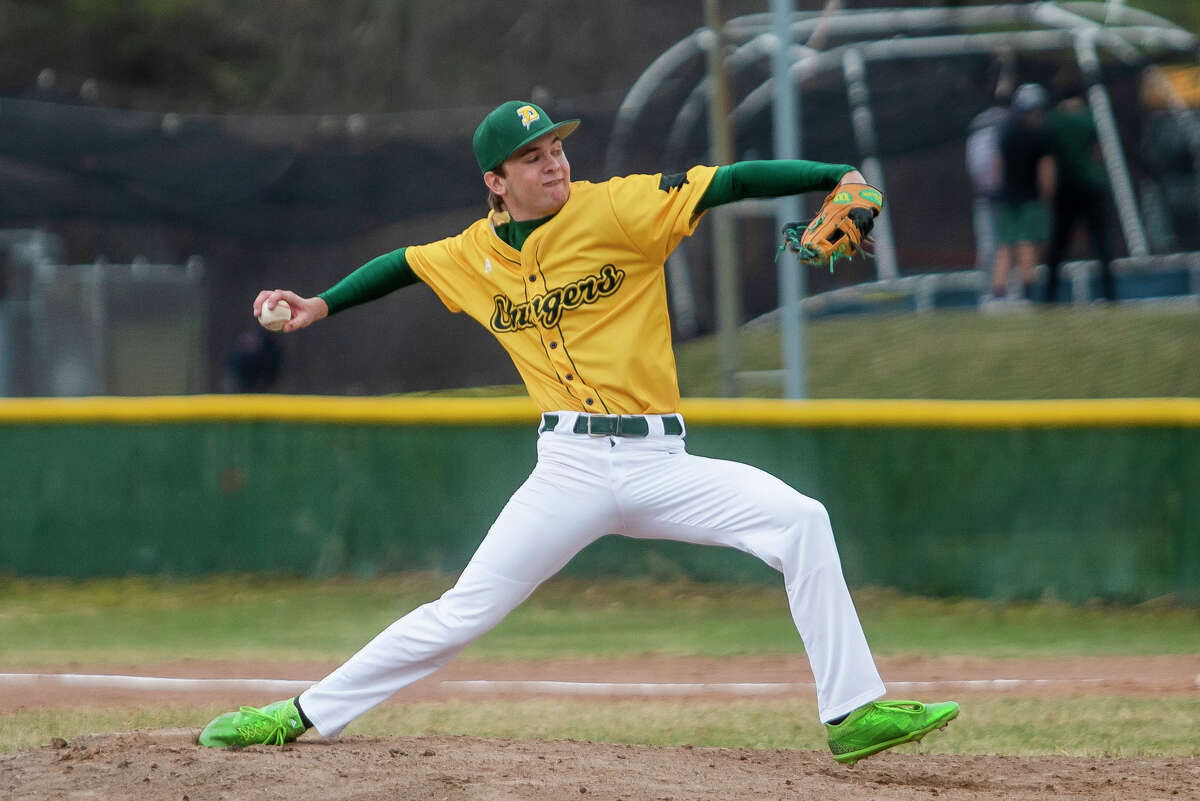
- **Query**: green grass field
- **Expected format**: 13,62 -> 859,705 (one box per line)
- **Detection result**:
4,696 -> 1197,758
3,575 -> 1198,664
2,575 -> 1197,755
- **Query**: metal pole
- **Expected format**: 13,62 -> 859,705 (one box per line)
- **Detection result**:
1075,29 -> 1149,257
843,47 -> 899,280
704,0 -> 741,397
771,0 -> 806,398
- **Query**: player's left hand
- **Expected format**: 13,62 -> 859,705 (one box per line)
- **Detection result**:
780,183 -> 883,271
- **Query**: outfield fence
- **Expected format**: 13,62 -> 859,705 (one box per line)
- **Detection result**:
2,396 -> 1196,604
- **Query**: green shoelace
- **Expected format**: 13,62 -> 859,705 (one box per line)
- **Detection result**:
234,705 -> 295,746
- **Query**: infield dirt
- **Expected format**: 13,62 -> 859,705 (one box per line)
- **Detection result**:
3,654 -> 1198,801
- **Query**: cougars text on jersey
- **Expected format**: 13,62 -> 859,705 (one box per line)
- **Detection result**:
489,263 -> 626,332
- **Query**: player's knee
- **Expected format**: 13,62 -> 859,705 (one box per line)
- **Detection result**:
788,493 -> 831,530
782,494 -> 838,557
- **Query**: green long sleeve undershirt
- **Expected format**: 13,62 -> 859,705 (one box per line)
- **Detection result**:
318,159 -> 853,315
696,159 -> 853,212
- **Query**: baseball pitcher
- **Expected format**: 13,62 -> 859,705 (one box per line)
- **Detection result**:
198,100 -> 958,765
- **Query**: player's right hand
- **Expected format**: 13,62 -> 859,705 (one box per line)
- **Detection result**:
253,289 -> 328,333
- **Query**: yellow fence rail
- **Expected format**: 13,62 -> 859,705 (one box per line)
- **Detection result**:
1,395 -> 1199,427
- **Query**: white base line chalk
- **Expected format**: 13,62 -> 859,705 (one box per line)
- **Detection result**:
0,673 -> 1108,695
0,674 -> 314,693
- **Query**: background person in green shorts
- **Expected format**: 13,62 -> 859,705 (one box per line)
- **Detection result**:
990,82 -> 1053,302
1042,95 -> 1116,303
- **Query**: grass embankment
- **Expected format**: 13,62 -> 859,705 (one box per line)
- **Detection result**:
408,305 -> 1200,400
677,305 -> 1200,399
1,575 -> 1197,755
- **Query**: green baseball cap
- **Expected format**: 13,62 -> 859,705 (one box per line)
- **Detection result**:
473,100 -> 580,173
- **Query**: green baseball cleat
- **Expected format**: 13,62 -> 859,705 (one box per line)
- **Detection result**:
826,700 -> 959,766
198,698 -> 308,748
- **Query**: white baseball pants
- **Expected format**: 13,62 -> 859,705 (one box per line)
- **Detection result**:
299,412 -> 885,735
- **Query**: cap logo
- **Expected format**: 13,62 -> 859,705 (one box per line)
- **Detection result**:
516,104 -> 540,130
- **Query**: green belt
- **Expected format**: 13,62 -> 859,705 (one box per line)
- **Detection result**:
541,413 -> 684,437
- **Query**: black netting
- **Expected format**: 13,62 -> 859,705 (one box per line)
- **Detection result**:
0,99 -> 494,240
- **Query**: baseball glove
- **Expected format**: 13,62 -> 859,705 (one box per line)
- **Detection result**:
779,183 -> 883,271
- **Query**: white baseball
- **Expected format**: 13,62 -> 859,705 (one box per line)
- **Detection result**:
258,299 -> 291,331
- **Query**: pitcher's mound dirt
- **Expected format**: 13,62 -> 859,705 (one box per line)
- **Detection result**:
3,654 -> 1198,800
5,729 -> 1198,801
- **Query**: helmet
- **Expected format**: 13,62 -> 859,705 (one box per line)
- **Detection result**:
1011,83 -> 1048,113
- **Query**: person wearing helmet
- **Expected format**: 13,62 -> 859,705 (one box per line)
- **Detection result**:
989,82 -> 1053,302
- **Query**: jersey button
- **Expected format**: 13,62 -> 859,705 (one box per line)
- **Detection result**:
585,398 -> 594,405
549,342 -> 558,349
528,275 -> 537,282
565,373 -> 573,381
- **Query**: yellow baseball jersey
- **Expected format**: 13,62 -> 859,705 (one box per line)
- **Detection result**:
406,165 -> 719,415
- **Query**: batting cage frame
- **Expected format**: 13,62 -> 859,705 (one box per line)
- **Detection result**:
605,2 -> 1200,395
